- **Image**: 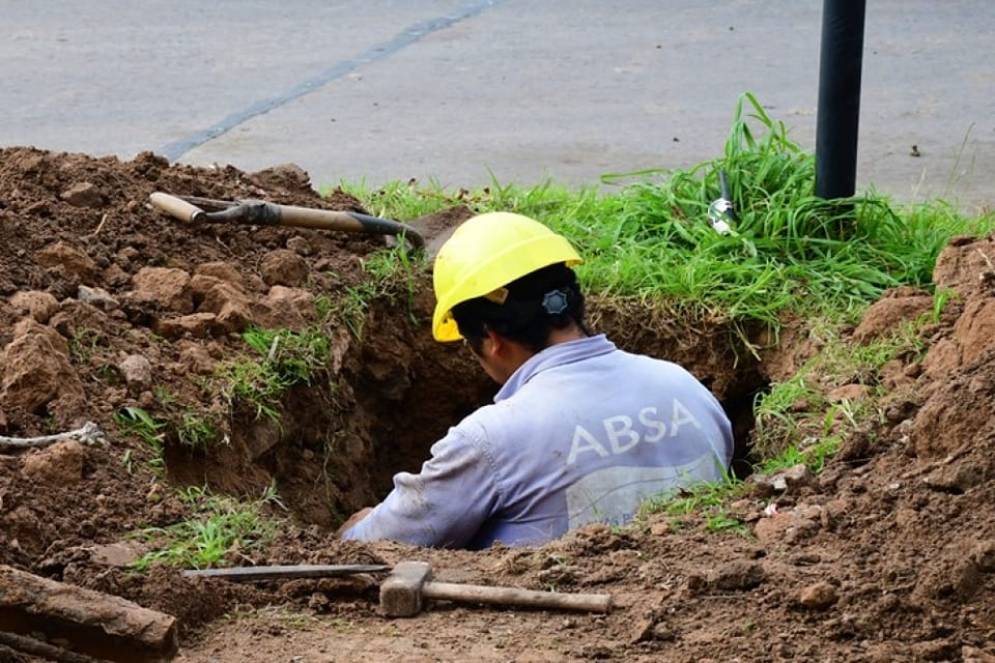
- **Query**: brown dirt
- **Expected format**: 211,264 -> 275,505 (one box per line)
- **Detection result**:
1,148 -> 994,662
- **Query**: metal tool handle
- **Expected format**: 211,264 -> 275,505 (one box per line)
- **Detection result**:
181,564 -> 391,581
422,581 -> 612,613
149,192 -> 204,223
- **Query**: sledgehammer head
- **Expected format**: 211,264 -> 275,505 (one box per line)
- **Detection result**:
380,561 -> 432,618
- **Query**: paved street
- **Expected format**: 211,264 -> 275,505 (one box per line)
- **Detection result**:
2,1 -> 992,210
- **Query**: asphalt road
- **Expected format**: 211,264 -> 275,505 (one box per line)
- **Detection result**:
2,1 -> 993,210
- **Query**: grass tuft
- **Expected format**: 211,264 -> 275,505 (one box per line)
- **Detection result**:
753,317 -> 926,458
327,245 -> 422,337
131,485 -> 281,571
216,326 -> 331,422
113,406 -> 166,472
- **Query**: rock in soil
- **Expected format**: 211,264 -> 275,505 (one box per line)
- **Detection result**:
89,542 -> 146,568
827,383 -> 871,403
118,354 -> 153,394
78,284 -> 119,311
260,286 -> 315,330
972,540 -> 995,572
60,181 -> 105,208
752,463 -> 814,495
287,236 -> 313,256
197,280 -> 254,333
194,261 -> 245,286
754,510 -> 820,546
798,581 -> 838,609
156,312 -> 219,339
924,464 -> 986,493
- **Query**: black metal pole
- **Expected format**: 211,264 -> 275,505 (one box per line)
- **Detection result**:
814,0 -> 867,200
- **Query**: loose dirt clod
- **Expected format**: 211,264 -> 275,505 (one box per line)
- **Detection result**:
21,440 -> 85,484
9,290 -> 59,323
707,560 -> 766,591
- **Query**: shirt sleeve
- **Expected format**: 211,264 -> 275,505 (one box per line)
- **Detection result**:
341,426 -> 500,548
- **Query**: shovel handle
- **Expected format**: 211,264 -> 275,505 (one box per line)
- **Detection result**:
148,192 -> 424,249
277,205 -> 424,249
149,192 -> 204,223
422,581 -> 612,613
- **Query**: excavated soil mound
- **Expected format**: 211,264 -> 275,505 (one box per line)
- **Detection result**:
0,148 -> 388,571
1,148 -> 993,661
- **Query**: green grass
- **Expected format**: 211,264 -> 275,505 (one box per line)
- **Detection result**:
152,387 -> 225,450
640,471 -> 744,517
752,316 -> 926,458
341,93 -> 995,329
638,469 -> 750,538
330,245 -> 421,337
756,435 -> 842,476
216,325 -> 332,422
174,412 -> 222,449
68,328 -> 104,364
113,406 -> 166,472
131,485 -> 281,572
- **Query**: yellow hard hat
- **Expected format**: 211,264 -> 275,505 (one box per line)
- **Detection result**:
432,212 -> 582,342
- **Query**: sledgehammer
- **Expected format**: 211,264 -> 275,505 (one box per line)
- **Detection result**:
182,562 -> 612,618
380,561 -> 612,618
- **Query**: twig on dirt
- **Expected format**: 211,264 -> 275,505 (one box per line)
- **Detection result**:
89,213 -> 109,237
0,421 -> 105,451
214,235 -> 237,258
0,631 -> 100,663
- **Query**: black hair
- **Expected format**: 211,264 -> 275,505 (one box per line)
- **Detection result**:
452,263 -> 589,354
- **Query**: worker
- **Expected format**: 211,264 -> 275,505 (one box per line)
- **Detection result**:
341,212 -> 733,549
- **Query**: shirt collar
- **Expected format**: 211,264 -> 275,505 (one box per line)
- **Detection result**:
494,334 -> 616,402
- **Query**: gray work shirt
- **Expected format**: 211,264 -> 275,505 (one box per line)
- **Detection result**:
343,334 -> 733,549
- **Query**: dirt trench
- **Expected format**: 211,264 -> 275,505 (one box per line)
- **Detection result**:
171,287 -> 769,528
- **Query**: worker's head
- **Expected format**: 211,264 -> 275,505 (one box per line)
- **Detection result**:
432,212 -> 587,383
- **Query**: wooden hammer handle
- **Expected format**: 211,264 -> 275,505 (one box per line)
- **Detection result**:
422,581 -> 611,613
